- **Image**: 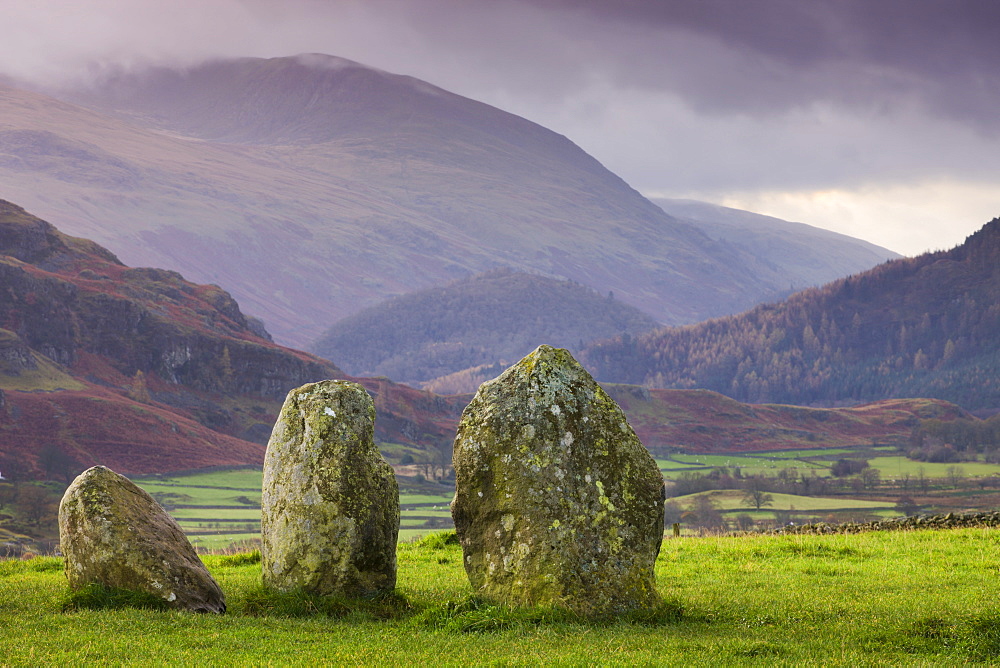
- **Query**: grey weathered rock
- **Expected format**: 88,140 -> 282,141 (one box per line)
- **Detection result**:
261,379 -> 399,596
58,465 -> 225,613
451,344 -> 665,616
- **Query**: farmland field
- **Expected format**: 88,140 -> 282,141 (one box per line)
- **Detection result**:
670,489 -> 892,513
131,468 -> 456,551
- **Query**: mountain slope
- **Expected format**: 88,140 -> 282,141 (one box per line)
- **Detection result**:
652,198 -> 901,289
0,199 -> 343,477
582,218 -> 1000,412
3,54 -> 877,347
310,268 -> 660,384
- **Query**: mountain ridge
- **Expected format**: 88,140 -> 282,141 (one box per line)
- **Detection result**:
3,54 -> 893,347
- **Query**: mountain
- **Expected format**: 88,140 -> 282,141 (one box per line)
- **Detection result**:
582,219 -> 1000,412
310,268 -> 660,386
0,199 -> 344,478
0,199 -> 970,481
652,198 -> 901,289
2,54 -> 883,348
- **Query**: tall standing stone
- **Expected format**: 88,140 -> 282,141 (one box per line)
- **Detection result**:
451,345 -> 665,616
59,465 -> 226,613
261,379 -> 399,596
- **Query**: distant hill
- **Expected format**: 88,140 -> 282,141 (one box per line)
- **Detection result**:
603,387 -> 968,455
583,218 -> 1000,412
652,198 -> 901,288
0,200 -> 455,478
310,268 -> 660,386
0,201 -> 970,481
2,54 -> 883,347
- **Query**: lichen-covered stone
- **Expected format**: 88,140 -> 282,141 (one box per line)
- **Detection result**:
58,465 -> 225,613
261,379 -> 398,596
451,345 -> 665,616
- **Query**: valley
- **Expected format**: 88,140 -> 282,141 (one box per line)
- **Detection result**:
0,53 -> 995,564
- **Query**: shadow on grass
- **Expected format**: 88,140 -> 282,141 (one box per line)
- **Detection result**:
62,583 -> 170,612
240,587 -> 413,621
868,613 -> 1000,661
412,595 -> 687,634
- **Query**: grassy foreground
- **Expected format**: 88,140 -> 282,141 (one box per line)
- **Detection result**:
4,528 -> 1000,665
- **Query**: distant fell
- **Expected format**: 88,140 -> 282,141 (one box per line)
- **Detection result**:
310,268 -> 659,386
583,218 -> 1000,412
0,200 -> 341,478
652,198 -> 901,289
3,54 -> 885,346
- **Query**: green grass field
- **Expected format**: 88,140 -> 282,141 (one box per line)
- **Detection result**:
131,469 -> 457,550
671,489 -> 892,513
866,456 -> 1000,479
127,449 -> 1000,553
5,528 -> 1000,664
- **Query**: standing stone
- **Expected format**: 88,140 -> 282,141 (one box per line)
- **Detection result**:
451,345 -> 665,616
59,465 -> 225,613
261,379 -> 398,596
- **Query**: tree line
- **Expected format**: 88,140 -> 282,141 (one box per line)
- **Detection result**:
584,219 -> 1000,411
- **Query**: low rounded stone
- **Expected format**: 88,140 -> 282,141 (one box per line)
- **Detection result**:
58,465 -> 225,613
261,379 -> 399,597
451,345 -> 665,616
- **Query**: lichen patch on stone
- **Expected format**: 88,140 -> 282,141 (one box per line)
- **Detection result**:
451,344 -> 664,617
261,379 -> 399,598
58,465 -> 226,614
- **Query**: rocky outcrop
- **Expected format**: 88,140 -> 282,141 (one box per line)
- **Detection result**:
261,380 -> 398,597
451,345 -> 665,616
0,199 -> 341,399
58,465 -> 225,613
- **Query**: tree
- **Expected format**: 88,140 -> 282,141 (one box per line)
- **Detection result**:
946,465 -> 966,489
895,496 -> 920,516
0,482 -> 15,510
36,444 -> 81,483
688,495 -> 726,532
663,500 -> 683,525
16,484 -> 57,527
128,370 -> 152,403
741,480 -> 775,510
859,467 -> 881,490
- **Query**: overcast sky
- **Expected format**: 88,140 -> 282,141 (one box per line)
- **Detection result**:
3,0 -> 998,256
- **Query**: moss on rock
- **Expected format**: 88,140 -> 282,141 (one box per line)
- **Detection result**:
261,379 -> 398,597
451,345 -> 665,616
58,465 -> 225,613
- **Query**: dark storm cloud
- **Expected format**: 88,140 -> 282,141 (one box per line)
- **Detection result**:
1,0 -> 996,253
501,0 -> 1000,128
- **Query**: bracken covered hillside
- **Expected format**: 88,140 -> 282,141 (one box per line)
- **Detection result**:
0,199 -> 344,477
583,219 -> 1000,412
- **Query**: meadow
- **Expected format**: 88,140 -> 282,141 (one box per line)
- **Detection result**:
130,468 -> 456,550
125,445 -> 1000,551
4,528 -> 1000,665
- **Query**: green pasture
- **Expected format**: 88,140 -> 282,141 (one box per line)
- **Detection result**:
656,458 -> 710,471
672,489 -> 892,513
669,453 -> 827,472
139,468 -> 263,489
131,469 -> 456,551
867,456 -> 1000,479
7,528 -> 1000,664
137,483 -> 260,505
167,508 -> 261,520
